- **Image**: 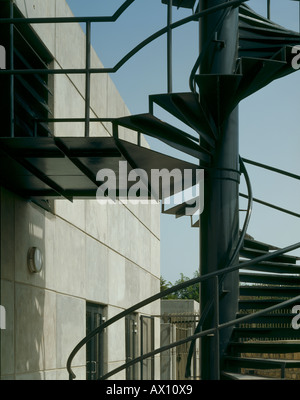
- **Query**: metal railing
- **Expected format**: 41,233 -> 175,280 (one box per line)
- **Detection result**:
1,0 -> 299,380
0,0 -> 248,139
66,240 -> 300,379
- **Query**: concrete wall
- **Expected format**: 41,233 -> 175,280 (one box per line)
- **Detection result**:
0,0 -> 160,380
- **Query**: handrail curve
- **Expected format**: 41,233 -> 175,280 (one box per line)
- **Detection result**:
0,0 -> 249,77
67,239 -> 300,379
99,291 -> 300,380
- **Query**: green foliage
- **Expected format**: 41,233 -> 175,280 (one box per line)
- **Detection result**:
160,271 -> 200,302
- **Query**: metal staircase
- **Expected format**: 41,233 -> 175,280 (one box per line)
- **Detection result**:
1,0 -> 299,380
66,2 -> 300,380
222,237 -> 300,379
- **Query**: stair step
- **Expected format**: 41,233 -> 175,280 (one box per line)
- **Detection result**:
221,371 -> 279,380
239,272 -> 300,286
240,247 -> 299,264
227,341 -> 300,355
149,92 -> 217,147
236,57 -> 287,103
114,113 -> 212,163
162,197 -> 198,218
224,356 -> 300,371
236,312 -> 296,324
240,261 -> 300,275
195,58 -> 290,126
233,327 -> 299,340
239,285 -> 300,298
195,74 -> 242,125
242,237 -> 276,252
238,299 -> 300,311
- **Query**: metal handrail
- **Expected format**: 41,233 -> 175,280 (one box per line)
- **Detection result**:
242,158 -> 300,181
99,291 -> 300,380
66,240 -> 300,379
240,193 -> 300,218
240,157 -> 300,218
0,0 -> 249,77
0,0 -> 136,24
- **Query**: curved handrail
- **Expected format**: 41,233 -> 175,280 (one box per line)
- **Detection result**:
242,158 -> 300,181
0,0 -> 136,24
0,0 -> 249,77
99,291 -> 300,380
67,240 -> 300,379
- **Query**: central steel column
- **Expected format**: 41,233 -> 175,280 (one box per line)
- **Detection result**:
198,0 -> 240,379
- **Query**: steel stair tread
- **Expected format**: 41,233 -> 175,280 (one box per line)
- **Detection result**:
236,57 -> 288,104
239,247 -> 299,264
221,371 -> 280,380
114,113 -> 212,163
236,312 -> 297,324
149,92 -> 217,147
232,327 -> 299,339
239,271 -> 300,286
242,237 -> 277,252
162,197 -> 198,217
195,57 -> 294,125
238,5 -> 300,60
224,356 -> 300,368
239,261 -> 300,275
227,341 -> 300,354
239,285 -> 300,298
238,298 -> 300,310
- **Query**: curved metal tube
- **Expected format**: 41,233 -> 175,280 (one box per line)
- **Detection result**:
99,292 -> 300,380
0,0 -> 249,77
67,240 -> 300,379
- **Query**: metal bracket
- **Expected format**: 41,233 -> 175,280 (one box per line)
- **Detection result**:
213,32 -> 226,49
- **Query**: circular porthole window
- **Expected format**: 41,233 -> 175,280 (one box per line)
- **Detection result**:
27,247 -> 43,273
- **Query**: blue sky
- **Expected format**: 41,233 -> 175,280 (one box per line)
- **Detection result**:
66,0 -> 300,283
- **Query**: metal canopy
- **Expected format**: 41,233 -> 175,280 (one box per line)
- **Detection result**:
0,136 -> 199,202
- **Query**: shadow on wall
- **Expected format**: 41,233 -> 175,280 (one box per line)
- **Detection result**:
1,188 -> 54,379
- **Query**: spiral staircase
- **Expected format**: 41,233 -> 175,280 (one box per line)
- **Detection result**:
64,2 -> 300,380
0,0 -> 299,381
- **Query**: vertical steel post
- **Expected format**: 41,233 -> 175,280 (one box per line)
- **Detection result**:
140,315 -> 144,380
267,0 -> 271,19
85,21 -> 91,137
167,0 -> 173,93
9,0 -> 14,138
199,0 -> 240,379
213,275 -> 220,379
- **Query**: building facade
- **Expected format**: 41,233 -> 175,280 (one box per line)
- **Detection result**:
0,0 -> 161,380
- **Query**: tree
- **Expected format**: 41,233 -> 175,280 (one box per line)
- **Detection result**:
160,271 -> 200,302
